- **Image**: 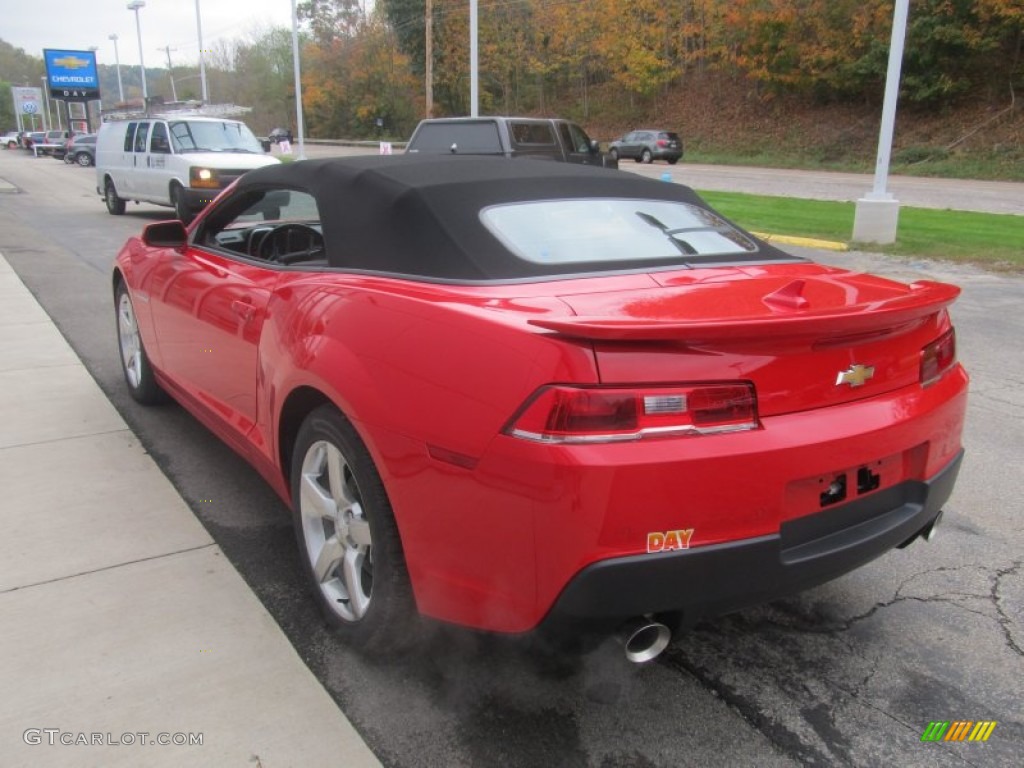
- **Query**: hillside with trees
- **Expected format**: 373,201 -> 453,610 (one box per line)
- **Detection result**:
3,0 -> 1021,178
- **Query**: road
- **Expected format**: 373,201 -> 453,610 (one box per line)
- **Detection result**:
296,142 -> 1024,215
1,149 -> 1021,767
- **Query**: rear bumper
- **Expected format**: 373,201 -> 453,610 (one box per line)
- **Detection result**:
540,450 -> 962,631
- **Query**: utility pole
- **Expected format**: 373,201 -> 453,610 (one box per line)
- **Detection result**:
425,0 -> 433,117
159,46 -> 178,101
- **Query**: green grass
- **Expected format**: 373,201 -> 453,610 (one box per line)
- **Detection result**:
699,190 -> 1024,271
685,149 -> 1024,183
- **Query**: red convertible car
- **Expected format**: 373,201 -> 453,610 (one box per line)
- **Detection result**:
114,156 -> 967,662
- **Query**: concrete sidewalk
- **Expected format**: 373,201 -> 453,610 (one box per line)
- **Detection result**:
0,252 -> 380,766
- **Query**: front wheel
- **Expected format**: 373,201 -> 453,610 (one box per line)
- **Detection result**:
171,184 -> 192,223
115,282 -> 167,405
641,149 -> 653,164
76,152 -> 93,167
608,148 -> 618,161
105,179 -> 126,215
291,406 -> 416,653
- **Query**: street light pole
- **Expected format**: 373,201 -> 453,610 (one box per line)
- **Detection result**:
40,76 -> 52,131
290,0 -> 306,159
852,0 -> 910,244
109,34 -> 125,103
127,1 -> 148,103
195,0 -> 209,102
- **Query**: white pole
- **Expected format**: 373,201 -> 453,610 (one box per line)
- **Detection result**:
852,0 -> 910,244
41,77 -> 51,131
128,1 -> 148,102
870,0 -> 910,199
469,0 -> 478,116
110,34 -> 125,103
195,0 -> 209,102
290,0 -> 306,159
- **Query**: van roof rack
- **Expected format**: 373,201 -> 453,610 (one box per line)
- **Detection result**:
101,101 -> 253,122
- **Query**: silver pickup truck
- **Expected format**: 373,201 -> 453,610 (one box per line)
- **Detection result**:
405,116 -> 618,169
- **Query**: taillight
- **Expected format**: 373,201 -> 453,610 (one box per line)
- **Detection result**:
506,383 -> 758,444
656,139 -> 668,147
920,329 -> 956,386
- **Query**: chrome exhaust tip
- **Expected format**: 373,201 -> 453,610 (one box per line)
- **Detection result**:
924,509 -> 944,542
618,618 -> 671,664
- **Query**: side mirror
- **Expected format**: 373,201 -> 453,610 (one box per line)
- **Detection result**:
142,220 -> 188,248
590,140 -> 600,153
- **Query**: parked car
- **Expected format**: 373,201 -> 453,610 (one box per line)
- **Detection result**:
96,115 -> 279,222
609,129 -> 684,164
23,131 -> 46,150
35,129 -> 71,157
2,131 -> 21,149
63,133 -> 97,166
113,156 -> 967,661
406,116 -> 618,168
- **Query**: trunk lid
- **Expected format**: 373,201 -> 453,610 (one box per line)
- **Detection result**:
533,265 -> 958,417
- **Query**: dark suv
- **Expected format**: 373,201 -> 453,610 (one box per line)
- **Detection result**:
406,116 -> 618,168
608,130 -> 683,164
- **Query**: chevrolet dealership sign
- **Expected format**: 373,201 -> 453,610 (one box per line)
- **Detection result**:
44,49 -> 100,100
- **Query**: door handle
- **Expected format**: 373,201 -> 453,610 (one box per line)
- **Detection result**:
231,300 -> 256,322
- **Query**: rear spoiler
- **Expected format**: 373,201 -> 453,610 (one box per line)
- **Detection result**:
528,280 -> 960,342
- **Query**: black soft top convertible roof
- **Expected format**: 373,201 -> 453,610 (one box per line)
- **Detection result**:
235,155 -> 795,281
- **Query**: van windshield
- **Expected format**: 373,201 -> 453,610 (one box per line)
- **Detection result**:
169,120 -> 263,154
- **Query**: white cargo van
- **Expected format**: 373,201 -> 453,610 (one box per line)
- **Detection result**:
95,115 -> 280,222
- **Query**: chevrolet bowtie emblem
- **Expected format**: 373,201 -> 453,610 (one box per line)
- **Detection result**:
836,364 -> 875,387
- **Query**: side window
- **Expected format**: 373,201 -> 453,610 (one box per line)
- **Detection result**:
123,122 -> 137,152
134,122 -> 150,153
567,124 -> 593,153
197,189 -> 325,266
557,123 -> 574,152
150,122 -> 171,154
510,122 -> 556,146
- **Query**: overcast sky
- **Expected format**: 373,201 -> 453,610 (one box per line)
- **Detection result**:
5,0 -> 297,68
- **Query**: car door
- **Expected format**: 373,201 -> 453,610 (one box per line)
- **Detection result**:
139,120 -> 173,201
620,131 -> 639,159
141,196 -> 284,448
124,120 -> 150,197
558,122 -> 600,165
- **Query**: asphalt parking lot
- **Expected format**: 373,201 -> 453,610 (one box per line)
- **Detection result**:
0,148 -> 1020,767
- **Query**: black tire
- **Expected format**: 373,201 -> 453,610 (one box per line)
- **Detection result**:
641,148 -> 653,164
609,148 -> 618,161
171,184 -> 192,223
115,281 -> 167,405
288,405 -> 415,651
105,179 -> 126,215
76,152 -> 93,167
291,405 -> 416,653
667,158 -> 679,165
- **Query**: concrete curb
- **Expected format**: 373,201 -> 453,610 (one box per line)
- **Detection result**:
751,231 -> 849,252
0,253 -> 381,768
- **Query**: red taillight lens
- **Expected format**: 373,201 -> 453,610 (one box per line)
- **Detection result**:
920,329 -> 956,386
656,139 -> 668,147
506,383 -> 758,444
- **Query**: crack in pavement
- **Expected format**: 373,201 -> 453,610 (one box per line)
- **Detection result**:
658,561 -> 1021,766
